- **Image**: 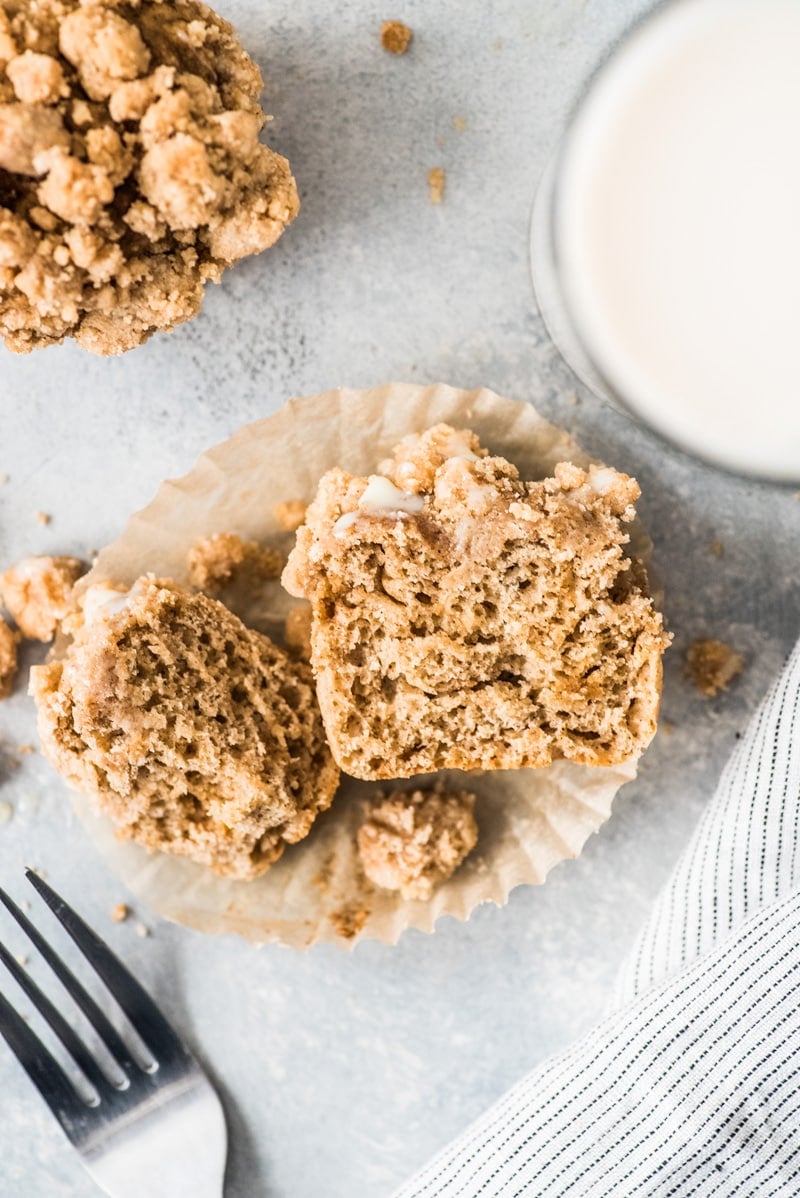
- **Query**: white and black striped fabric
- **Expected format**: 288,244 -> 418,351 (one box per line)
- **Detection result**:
396,640 -> 800,1197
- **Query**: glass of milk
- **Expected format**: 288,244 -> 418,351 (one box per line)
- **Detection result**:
531,0 -> 800,482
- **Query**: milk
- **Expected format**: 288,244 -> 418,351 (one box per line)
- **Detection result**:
554,0 -> 800,480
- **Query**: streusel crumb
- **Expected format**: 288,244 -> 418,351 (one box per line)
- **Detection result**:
358,788 -> 478,901
380,20 -> 413,54
274,499 -> 307,532
0,0 -> 299,354
428,166 -> 445,204
187,532 -> 283,593
0,554 -> 84,640
686,638 -> 744,697
0,616 -> 18,698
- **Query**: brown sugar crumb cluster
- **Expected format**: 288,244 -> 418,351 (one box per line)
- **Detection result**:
0,0 -> 299,354
31,577 -> 339,878
380,20 -> 413,55
358,787 -> 478,900
284,423 -> 670,780
0,616 -> 18,698
187,532 -> 283,593
0,553 -> 84,640
685,638 -> 744,698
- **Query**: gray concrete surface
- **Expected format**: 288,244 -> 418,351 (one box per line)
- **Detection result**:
0,1 -> 798,1194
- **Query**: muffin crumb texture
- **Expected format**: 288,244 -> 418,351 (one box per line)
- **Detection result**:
0,0 -> 299,354
31,577 -> 339,878
0,553 -> 84,640
187,532 -> 283,592
380,20 -> 412,54
358,788 -> 478,900
284,423 -> 669,780
686,637 -> 744,697
0,615 -> 18,698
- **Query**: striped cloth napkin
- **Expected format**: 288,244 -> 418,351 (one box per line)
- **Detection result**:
396,640 -> 800,1197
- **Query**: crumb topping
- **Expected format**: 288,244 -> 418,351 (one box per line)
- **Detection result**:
0,0 -> 299,354
0,553 -> 84,640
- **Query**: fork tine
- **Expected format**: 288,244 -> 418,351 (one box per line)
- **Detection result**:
0,885 -> 138,1075
0,940 -> 113,1096
0,987 -> 85,1138
25,871 -> 190,1066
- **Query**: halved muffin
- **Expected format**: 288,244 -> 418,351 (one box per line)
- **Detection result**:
283,424 -> 669,780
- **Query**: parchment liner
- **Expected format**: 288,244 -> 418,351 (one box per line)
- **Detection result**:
66,384 -> 648,949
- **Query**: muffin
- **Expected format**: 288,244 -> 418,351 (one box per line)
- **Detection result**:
31,578 -> 339,878
284,423 -> 669,780
0,0 -> 299,353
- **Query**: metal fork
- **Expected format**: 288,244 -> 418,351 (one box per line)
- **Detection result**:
0,870 -> 227,1198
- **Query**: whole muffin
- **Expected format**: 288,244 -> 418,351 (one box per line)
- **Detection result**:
0,0 -> 299,353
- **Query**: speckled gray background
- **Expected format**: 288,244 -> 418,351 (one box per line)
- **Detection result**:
0,1 -> 798,1195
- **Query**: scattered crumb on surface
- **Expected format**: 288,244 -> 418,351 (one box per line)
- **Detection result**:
686,638 -> 745,698
14,954 -> 28,967
659,719 -> 676,737
0,473 -> 8,485
135,922 -> 150,938
284,605 -> 312,662
17,744 -> 34,756
428,166 -> 446,204
0,618 -> 19,699
380,19 -> 413,54
708,540 -> 724,557
452,115 -> 468,133
19,900 -> 30,913
187,532 -> 283,593
0,801 -> 14,825
357,788 -> 478,901
35,512 -> 51,526
274,499 -> 307,532
0,555 -> 85,641
111,902 -> 129,923
329,902 -> 370,940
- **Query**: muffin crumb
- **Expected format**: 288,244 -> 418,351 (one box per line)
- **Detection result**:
274,499 -> 307,532
428,166 -> 446,204
111,902 -> 129,923
0,555 -> 85,641
0,617 -> 18,699
329,902 -> 370,939
187,533 -> 283,593
708,540 -> 724,557
686,638 -> 744,697
35,512 -> 51,526
284,605 -> 312,662
358,788 -> 478,900
0,800 -> 13,825
380,20 -> 413,54
135,922 -> 150,938
452,115 -> 468,133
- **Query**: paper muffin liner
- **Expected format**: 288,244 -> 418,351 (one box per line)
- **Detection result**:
64,383 -> 649,949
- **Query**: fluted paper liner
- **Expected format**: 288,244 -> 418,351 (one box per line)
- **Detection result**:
64,384 -> 647,949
